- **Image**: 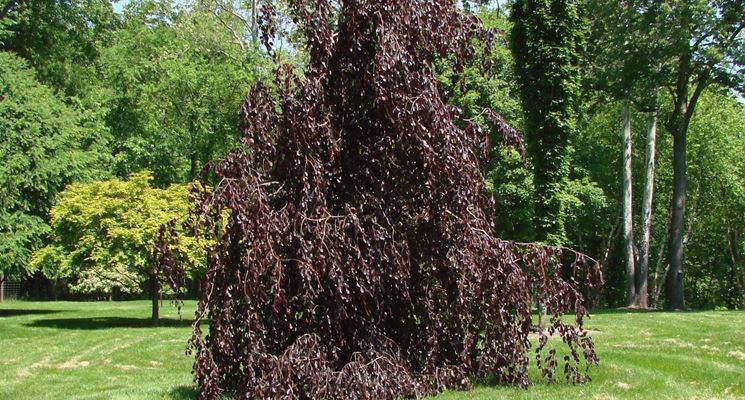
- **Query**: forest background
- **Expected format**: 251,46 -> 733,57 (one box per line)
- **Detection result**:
1,0 -> 744,312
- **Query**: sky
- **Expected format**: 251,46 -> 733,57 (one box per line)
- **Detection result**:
112,0 -> 127,14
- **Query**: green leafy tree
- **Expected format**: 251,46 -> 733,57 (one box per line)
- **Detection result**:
566,0 -> 743,310
510,0 -> 584,245
441,7 -> 609,268
0,51 -> 108,301
0,0 -> 118,99
584,0 -> 665,308
33,171 -> 205,323
574,88 -> 745,310
647,0 -> 744,310
677,91 -> 745,309
102,0 -> 265,185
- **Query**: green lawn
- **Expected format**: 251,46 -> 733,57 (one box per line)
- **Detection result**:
1,301 -> 744,400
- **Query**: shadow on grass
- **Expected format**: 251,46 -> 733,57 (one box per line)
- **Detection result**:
0,309 -> 61,317
588,307 -> 717,315
168,385 -> 197,400
24,316 -> 193,330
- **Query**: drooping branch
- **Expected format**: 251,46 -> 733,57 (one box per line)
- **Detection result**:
175,1 -> 601,398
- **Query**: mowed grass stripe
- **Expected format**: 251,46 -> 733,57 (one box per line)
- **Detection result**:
1,301 -> 744,399
0,301 -> 195,400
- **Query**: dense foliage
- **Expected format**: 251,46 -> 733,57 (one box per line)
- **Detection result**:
1,0 -> 118,98
179,1 -> 599,398
0,51 -> 108,281
0,2 -> 742,396
33,172 -> 203,319
575,90 -> 745,309
683,92 -> 745,309
101,1 -> 265,185
510,0 -> 583,245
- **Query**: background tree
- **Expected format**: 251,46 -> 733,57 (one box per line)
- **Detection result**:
101,0 -> 265,185
583,0 -> 664,308
583,0 -> 745,309
32,172 -> 205,323
443,7 -> 609,253
677,91 -> 745,308
435,8 -> 534,242
1,0 -> 118,99
510,0 -> 584,245
194,0 -> 259,49
574,86 -> 745,310
652,0 -> 744,310
0,51 -> 109,302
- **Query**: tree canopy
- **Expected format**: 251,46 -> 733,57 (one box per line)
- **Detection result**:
510,0 -> 584,244
33,171 -> 205,321
101,0 -> 266,185
33,171 -> 203,292
178,1 -> 599,398
0,51 -> 108,281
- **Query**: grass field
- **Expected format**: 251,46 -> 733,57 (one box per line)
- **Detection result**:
1,301 -> 744,400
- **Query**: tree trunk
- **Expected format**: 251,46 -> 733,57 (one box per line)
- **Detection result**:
663,55 -> 708,311
151,274 -> 160,326
251,0 -> 258,46
0,274 -> 4,303
667,130 -> 686,310
636,110 -> 657,308
725,217 -> 744,309
653,185 -> 697,309
651,205 -> 672,308
190,153 -> 198,181
621,100 -> 636,307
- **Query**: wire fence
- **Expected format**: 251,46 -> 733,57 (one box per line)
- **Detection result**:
1,281 -> 22,301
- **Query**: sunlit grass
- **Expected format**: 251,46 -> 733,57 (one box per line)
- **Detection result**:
1,301 -> 744,399
0,300 -> 197,400
436,310 -> 745,400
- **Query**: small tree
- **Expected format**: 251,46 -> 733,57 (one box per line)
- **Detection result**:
180,1 -> 600,399
33,171 -> 204,323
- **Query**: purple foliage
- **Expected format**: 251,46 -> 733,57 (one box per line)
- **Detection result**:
167,1 -> 601,398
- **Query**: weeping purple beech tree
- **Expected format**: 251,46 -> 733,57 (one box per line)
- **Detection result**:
166,1 -> 601,398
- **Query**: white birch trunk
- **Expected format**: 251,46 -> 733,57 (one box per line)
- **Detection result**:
622,100 -> 636,307
636,110 -> 657,308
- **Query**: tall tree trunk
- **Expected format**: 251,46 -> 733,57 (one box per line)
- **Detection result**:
725,216 -> 744,309
621,100 -> 636,307
653,179 -> 699,308
151,274 -> 160,326
664,56 -> 708,311
0,273 -> 4,303
636,110 -> 657,308
251,0 -> 258,46
651,205 -> 672,308
667,129 -> 686,310
664,56 -> 690,311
